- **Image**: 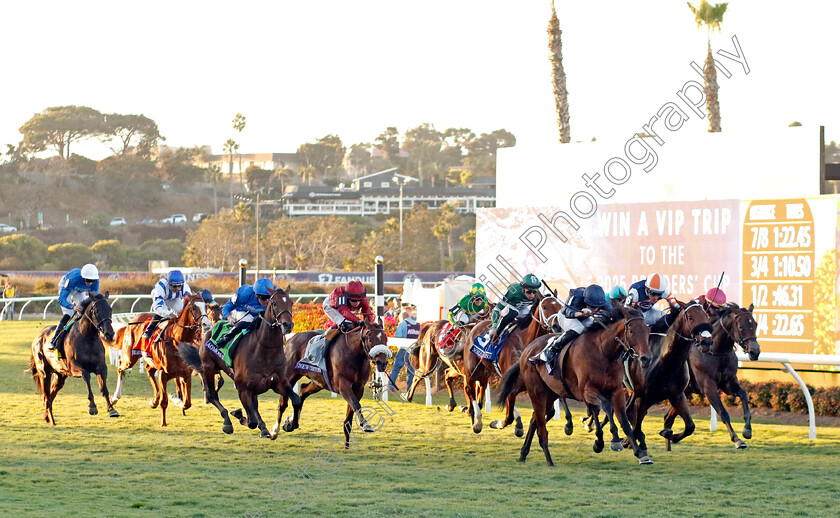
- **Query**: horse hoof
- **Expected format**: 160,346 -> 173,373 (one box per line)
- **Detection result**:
622,438 -> 631,448
149,400 -> 158,409
610,441 -> 624,452
260,429 -> 271,438
109,409 -> 120,418
515,425 -> 524,438
583,423 -> 593,433
231,409 -> 247,425
638,456 -> 654,465
593,440 -> 604,453
472,421 -> 483,434
659,429 -> 673,440
362,423 -> 375,433
445,404 -> 455,412
283,422 -> 294,433
109,397 -> 119,405
89,407 -> 98,416
489,420 -> 503,429
742,428 -> 752,439
735,440 -> 747,449
459,406 -> 469,414
564,424 -> 573,436
517,456 -> 527,463
222,424 -> 234,434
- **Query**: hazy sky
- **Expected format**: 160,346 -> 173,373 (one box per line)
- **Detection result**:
1,1 -> 836,159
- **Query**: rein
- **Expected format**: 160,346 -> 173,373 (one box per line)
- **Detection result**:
614,316 -> 644,360
82,300 -> 112,336
254,291 -> 294,349
536,295 -> 562,331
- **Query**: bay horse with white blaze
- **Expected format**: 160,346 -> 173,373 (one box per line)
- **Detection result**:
30,292 -> 118,425
179,286 -> 300,438
664,303 -> 759,448
277,319 -> 391,448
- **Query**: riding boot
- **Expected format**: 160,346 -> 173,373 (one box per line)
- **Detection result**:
491,312 -> 517,345
215,320 -> 250,353
529,330 -> 580,365
47,314 -> 72,350
143,314 -> 163,340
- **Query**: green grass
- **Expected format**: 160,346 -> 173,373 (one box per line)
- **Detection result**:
1,320 -> 839,518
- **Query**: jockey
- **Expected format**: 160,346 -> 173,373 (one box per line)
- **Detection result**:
529,284 -> 609,365
607,285 -> 628,305
448,283 -> 491,327
142,270 -> 192,341
199,289 -> 220,312
626,272 -> 680,332
695,287 -> 727,318
322,280 -> 375,332
47,263 -> 100,350
215,277 -> 275,350
488,274 -> 541,345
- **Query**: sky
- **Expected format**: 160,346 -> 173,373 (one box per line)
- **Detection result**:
1,0 -> 838,160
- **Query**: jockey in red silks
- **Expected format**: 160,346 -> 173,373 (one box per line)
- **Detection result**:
694,287 -> 727,318
322,280 -> 376,332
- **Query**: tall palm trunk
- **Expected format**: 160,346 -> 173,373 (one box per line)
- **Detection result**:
548,1 -> 571,144
704,40 -> 721,132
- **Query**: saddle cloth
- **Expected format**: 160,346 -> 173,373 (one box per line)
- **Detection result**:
203,321 -> 246,369
469,332 -> 507,362
295,331 -> 336,393
134,319 -> 170,355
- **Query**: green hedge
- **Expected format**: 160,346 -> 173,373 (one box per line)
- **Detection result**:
689,379 -> 840,417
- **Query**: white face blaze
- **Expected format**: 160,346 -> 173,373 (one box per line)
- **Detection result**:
281,295 -> 288,304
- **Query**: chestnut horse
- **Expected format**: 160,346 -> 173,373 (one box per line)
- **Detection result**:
464,294 -> 570,436
498,306 -> 653,465
179,286 -> 298,438
624,301 -> 713,452
110,294 -> 208,427
277,319 -> 391,448
664,303 -> 760,448
29,292 -> 118,425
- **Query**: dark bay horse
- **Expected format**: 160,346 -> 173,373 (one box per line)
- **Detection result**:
624,301 -> 713,452
30,292 -> 118,425
179,286 -> 299,438
664,303 -> 760,448
498,307 -> 653,465
464,294 -> 568,435
277,319 -> 391,448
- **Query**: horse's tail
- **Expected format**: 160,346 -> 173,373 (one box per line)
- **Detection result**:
497,362 -> 521,405
177,342 -> 203,371
28,347 -> 45,395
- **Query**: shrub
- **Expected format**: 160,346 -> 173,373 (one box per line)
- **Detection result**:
33,280 -> 56,296
770,383 -> 792,412
48,243 -> 95,271
813,387 -> 840,417
751,382 -> 773,408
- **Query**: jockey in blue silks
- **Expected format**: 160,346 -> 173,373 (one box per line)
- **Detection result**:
142,270 -> 192,340
215,277 -> 275,350
47,263 -> 100,350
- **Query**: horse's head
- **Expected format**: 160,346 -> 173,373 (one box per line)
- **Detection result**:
361,318 -> 392,373
674,302 -> 713,350
722,304 -> 760,361
535,294 -> 564,333
85,292 -> 115,342
183,293 -> 208,332
615,306 -> 652,368
264,285 -> 294,335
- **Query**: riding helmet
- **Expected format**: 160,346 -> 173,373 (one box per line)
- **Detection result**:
521,274 -> 541,291
254,277 -> 275,296
583,285 -> 608,308
167,270 -> 185,286
80,263 -> 99,281
706,288 -> 726,307
608,285 -> 627,301
644,273 -> 667,294
346,280 -> 367,300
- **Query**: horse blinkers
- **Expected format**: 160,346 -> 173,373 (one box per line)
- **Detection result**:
88,296 -> 115,342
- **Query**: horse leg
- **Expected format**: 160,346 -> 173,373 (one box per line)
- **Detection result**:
664,393 -> 695,444
181,376 -> 192,413
339,384 -> 374,434
94,368 -> 119,418
146,365 -> 160,408
110,366 -> 123,404
529,389 -> 554,467
477,380 -> 486,411
462,373 -> 482,433
598,396 -> 623,452
559,398 -> 573,436
705,379 -> 746,448
40,365 -> 53,423
271,378 -> 302,439
444,368 -> 459,412
81,370 -> 98,416
158,372 -> 170,427
200,362 -> 233,434
587,402 -> 605,453
613,394 -> 653,464
282,380 -> 320,433
730,380 -> 753,440
46,374 -> 67,426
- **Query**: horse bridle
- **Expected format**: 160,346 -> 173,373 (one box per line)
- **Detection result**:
83,298 -> 112,336
719,309 -> 758,351
536,294 -> 563,332
614,316 -> 645,360
674,302 -> 709,345
171,298 -> 205,331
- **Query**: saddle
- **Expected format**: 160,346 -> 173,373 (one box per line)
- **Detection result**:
295,328 -> 341,392
204,321 -> 248,368
137,319 -> 170,354
546,336 -> 575,398
436,322 -> 463,357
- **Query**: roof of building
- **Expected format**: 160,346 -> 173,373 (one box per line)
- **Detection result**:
282,184 -> 495,201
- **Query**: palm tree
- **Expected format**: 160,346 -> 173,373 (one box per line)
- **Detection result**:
688,1 -> 728,132
233,113 -> 246,184
548,1 -> 571,144
223,138 -> 239,209
297,165 -> 316,186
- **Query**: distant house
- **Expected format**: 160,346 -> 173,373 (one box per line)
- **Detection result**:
282,167 -> 495,216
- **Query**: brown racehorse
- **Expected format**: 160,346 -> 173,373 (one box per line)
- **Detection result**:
663,303 -> 759,448
404,319 -> 475,413
463,294 -> 569,435
110,294 -> 207,427
277,319 -> 391,448
624,301 -> 713,452
498,306 -> 653,465
29,292 -> 118,425
179,286 -> 298,438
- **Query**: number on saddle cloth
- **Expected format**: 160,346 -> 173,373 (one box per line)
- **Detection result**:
204,321 -> 243,368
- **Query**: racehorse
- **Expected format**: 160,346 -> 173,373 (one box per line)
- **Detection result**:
463,294 -> 569,436
29,292 -> 118,425
624,301 -> 713,451
663,303 -> 759,448
276,319 -> 391,448
404,319 -> 474,413
110,294 -> 208,427
179,286 -> 298,438
498,306 -> 653,465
